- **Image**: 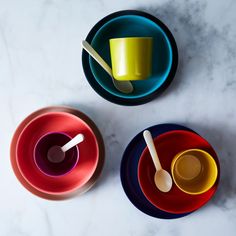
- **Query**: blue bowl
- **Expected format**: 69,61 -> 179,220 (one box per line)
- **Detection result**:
82,10 -> 178,105
90,15 -> 172,99
120,124 -> 196,219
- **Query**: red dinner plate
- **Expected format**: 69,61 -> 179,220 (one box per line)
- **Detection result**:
138,130 -> 220,214
16,111 -> 99,195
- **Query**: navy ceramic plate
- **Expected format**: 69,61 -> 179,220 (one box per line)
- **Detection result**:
120,124 -> 196,219
82,10 -> 178,106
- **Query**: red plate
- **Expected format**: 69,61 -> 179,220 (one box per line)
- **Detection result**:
10,106 -> 105,200
138,130 -> 220,214
16,111 -> 99,195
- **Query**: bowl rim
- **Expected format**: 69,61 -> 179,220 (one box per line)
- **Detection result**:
82,10 -> 178,106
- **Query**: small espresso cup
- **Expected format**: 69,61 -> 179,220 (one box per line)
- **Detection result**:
109,37 -> 153,81
34,132 -> 79,177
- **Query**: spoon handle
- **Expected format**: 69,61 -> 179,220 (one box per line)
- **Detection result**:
82,40 -> 113,77
143,130 -> 162,171
61,134 -> 84,152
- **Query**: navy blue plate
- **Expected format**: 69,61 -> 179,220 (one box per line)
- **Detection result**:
82,10 -> 178,106
120,124 -> 196,219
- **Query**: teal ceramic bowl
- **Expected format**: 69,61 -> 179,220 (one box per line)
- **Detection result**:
82,10 -> 178,105
90,15 -> 173,99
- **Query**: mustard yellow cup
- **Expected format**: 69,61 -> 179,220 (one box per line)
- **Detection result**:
109,37 -> 153,81
171,149 -> 218,195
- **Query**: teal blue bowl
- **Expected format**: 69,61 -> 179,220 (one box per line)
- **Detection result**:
89,15 -> 173,99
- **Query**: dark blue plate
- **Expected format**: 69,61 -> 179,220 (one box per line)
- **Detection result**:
120,124 -> 196,219
82,10 -> 178,106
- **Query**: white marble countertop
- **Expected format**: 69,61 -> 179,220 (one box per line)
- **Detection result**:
1,0 -> 236,235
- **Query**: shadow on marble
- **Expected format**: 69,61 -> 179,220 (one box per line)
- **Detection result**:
137,0 -> 228,97
183,121 -> 236,209
62,103 -> 236,207
64,102 -> 126,193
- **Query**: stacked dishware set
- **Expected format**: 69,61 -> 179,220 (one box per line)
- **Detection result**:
121,124 -> 219,219
11,10 -> 220,217
82,10 -> 178,105
11,107 -> 105,200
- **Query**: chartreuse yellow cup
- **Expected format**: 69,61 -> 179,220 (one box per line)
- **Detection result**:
171,149 -> 218,195
109,37 -> 153,81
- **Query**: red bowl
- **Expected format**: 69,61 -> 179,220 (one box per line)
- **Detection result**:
138,130 -> 220,214
16,111 -> 100,195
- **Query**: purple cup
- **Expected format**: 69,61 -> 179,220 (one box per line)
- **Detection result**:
34,132 -> 79,177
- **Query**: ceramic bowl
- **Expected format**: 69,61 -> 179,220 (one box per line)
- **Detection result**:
34,132 -> 79,177
138,130 -> 220,214
171,149 -> 218,195
11,107 -> 104,199
120,124 -> 195,219
82,10 -> 178,105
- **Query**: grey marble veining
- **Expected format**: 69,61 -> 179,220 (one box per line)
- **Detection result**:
0,0 -> 236,235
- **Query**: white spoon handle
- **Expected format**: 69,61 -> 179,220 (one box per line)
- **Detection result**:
82,40 -> 113,77
61,134 -> 84,152
143,130 -> 162,171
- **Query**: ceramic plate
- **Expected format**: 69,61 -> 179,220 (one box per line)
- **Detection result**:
120,124 -> 193,219
10,106 -> 105,200
138,130 -> 220,214
16,111 -> 99,194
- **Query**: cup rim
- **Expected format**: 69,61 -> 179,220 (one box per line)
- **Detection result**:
171,148 -> 218,195
33,131 -> 80,177
109,36 -> 153,41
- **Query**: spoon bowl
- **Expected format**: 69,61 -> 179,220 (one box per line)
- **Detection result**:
46,133 -> 84,165
154,169 -> 172,193
47,145 -> 65,163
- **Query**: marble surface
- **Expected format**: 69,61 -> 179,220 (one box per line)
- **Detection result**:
0,0 -> 236,235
